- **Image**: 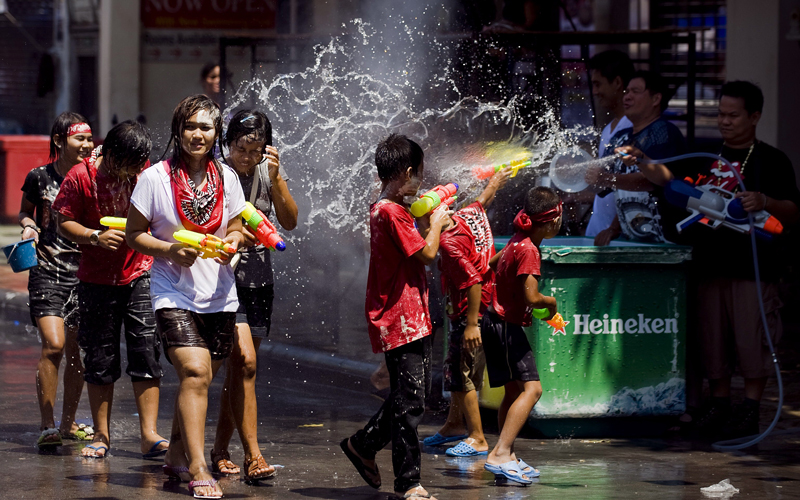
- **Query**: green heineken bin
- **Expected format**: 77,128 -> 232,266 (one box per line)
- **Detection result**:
479,236 -> 691,434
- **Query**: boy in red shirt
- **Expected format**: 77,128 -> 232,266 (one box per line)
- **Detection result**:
422,168 -> 510,457
340,134 -> 451,500
52,121 -> 167,459
482,186 -> 562,485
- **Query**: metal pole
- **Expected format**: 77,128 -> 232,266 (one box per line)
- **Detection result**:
220,37 -> 227,110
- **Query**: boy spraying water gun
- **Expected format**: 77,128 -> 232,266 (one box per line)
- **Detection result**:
340,134 -> 451,500
421,168 -> 511,458
481,186 -> 562,485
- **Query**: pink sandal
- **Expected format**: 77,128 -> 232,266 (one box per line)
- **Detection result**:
188,479 -> 222,499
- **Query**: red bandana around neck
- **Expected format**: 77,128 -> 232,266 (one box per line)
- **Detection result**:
167,159 -> 224,234
513,201 -> 563,232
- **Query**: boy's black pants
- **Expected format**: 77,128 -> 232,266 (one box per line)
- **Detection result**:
350,336 -> 432,493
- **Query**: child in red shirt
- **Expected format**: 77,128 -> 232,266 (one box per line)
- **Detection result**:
341,134 -> 451,500
482,186 -> 562,485
422,168 -> 510,457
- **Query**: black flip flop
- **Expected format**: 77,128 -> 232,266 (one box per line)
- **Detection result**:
339,438 -> 380,489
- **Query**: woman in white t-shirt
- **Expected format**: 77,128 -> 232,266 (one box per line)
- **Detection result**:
127,95 -> 245,500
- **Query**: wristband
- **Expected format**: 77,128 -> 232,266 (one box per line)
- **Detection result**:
22,224 -> 39,234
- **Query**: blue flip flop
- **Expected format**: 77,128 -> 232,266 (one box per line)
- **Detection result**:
82,443 -> 109,458
142,439 -> 169,459
517,458 -> 540,478
445,441 -> 489,457
484,460 -> 532,485
422,433 -> 468,446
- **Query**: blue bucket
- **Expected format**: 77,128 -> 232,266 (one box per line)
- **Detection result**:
2,238 -> 38,273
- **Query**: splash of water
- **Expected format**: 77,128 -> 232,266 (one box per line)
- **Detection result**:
224,20 -> 597,350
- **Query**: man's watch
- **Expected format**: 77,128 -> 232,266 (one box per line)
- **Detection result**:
89,230 -> 101,246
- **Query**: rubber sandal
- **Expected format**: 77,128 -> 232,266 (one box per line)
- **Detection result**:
37,428 -> 62,448
210,449 -> 239,475
81,443 -> 109,458
72,424 -> 95,441
142,439 -> 169,459
339,438 -> 380,489
188,479 -> 222,499
516,458 -> 540,478
445,441 -> 488,457
487,460 -> 532,485
422,432 -> 468,446
163,464 -> 191,482
243,454 -> 276,482
396,487 -> 433,498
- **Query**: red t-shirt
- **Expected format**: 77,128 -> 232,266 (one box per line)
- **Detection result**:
365,200 -> 430,353
492,231 -> 541,327
52,157 -> 152,286
439,202 -> 495,321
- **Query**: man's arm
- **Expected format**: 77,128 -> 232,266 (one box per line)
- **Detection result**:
413,209 -> 452,265
58,213 -> 124,251
737,192 -> 800,226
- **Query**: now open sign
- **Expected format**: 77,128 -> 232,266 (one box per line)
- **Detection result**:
142,0 -> 277,30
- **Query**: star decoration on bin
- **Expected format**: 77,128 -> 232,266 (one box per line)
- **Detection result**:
546,313 -> 569,335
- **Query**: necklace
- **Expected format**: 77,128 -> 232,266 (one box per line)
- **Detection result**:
718,141 -> 756,190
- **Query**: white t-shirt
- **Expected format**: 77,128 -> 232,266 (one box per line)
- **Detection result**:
130,161 -> 246,313
585,116 -> 633,237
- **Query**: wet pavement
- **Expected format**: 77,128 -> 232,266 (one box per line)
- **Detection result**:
2,223 -> 800,499
1,319 -> 799,500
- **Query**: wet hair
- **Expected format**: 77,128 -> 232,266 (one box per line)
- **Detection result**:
588,50 -> 635,88
720,81 -> 764,115
375,134 -> 424,182
102,120 -> 152,174
49,111 -> 90,162
630,70 -> 671,112
524,186 -> 561,221
224,110 -> 272,151
162,94 -> 223,180
200,62 -> 219,80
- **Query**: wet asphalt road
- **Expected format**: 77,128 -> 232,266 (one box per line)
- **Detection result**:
0,320 -> 799,500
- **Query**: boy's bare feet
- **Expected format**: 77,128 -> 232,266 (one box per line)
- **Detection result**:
396,485 -> 437,499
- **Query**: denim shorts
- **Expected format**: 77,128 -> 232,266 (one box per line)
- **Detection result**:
78,273 -> 162,385
28,265 -> 79,329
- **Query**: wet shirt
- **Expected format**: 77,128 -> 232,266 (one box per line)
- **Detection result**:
439,202 -> 495,321
131,161 -> 246,313
52,156 -> 152,286
492,232 -> 541,327
681,141 -> 800,282
365,199 -> 430,353
610,118 -> 687,243
235,166 -> 274,288
21,163 -> 80,275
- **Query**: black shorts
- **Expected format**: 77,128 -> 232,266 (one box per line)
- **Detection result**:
235,284 -> 274,338
481,312 -> 539,388
443,318 -> 485,392
78,274 -> 162,385
156,308 -> 236,361
28,265 -> 80,329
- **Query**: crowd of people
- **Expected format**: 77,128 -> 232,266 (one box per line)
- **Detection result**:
16,50 -> 799,499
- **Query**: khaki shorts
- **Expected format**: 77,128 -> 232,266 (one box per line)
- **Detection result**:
698,278 -> 783,379
443,318 -> 486,392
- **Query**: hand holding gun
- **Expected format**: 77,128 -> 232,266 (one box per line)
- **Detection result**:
472,159 -> 531,180
173,229 -> 236,259
664,179 -> 783,240
410,183 -> 458,218
241,202 -> 286,251
533,307 -> 569,334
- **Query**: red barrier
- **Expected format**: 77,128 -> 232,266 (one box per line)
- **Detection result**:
0,136 -> 50,223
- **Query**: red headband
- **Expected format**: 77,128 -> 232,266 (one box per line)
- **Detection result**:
68,123 -> 91,136
513,201 -> 563,232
